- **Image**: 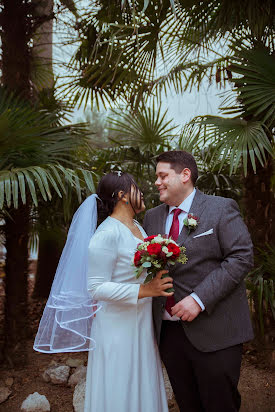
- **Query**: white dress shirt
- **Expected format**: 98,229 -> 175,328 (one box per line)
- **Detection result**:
163,188 -> 205,321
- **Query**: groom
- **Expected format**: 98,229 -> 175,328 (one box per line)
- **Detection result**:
143,150 -> 254,412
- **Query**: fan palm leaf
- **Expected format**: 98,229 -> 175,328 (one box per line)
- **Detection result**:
68,0 -> 274,107
229,44 -> 275,127
87,104 -> 176,194
246,245 -> 275,335
168,0 -> 274,51
0,165 -> 95,209
0,88 -> 95,209
108,104 -> 177,152
183,115 -> 274,176
64,0 -> 174,108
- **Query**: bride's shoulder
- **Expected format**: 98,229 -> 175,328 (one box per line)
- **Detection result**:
89,217 -> 119,247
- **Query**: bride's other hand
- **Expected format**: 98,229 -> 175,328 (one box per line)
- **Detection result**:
138,270 -> 174,298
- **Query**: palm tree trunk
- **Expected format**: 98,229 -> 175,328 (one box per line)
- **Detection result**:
31,0 -> 57,299
243,154 -> 274,343
1,0 -> 31,98
33,228 -> 65,298
33,0 -> 54,89
243,154 -> 273,247
1,0 -> 31,366
2,205 -> 30,367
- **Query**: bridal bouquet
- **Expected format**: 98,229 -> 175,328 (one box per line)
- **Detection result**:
133,235 -> 188,292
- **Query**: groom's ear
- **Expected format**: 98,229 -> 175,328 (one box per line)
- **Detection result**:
181,168 -> 192,183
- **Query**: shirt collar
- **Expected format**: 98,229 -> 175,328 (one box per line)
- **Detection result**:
169,188 -> 196,215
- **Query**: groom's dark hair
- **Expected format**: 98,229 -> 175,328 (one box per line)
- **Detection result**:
156,150 -> 198,185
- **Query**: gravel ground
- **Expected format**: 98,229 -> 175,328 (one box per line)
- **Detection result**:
0,340 -> 274,412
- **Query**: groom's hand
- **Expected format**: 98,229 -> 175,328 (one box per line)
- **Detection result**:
171,296 -> 201,321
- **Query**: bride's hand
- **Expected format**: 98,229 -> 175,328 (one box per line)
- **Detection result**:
138,270 -> 174,298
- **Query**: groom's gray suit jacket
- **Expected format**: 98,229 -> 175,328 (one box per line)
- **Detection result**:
143,189 -> 254,352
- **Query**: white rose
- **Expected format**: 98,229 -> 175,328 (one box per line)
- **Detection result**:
162,246 -> 169,254
154,235 -> 164,243
188,218 -> 197,227
168,239 -> 177,245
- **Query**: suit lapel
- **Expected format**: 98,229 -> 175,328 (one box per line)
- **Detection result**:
177,189 -> 207,245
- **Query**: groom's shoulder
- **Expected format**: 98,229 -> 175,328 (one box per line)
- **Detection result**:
202,192 -> 238,209
145,203 -> 166,217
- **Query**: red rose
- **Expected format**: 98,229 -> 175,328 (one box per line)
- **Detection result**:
167,243 -> 180,258
147,243 -> 162,256
144,235 -> 157,242
188,213 -> 198,220
134,251 -> 142,266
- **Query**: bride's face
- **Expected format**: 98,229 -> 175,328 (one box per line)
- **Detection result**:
129,185 -> 145,214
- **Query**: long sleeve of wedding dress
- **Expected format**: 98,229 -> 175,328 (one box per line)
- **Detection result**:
87,227 -> 140,305
84,217 -> 168,412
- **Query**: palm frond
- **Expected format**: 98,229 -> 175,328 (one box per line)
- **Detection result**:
0,87 -> 96,209
184,115 -> 274,176
229,44 -> 275,127
85,104 -> 176,190
0,165 -> 95,209
194,145 -> 242,199
107,104 -> 177,152
59,0 -> 79,17
68,0 -> 274,108
0,87 -> 90,170
246,244 -> 275,335
121,0 -> 176,14
168,0 -> 275,53
63,1 -> 173,108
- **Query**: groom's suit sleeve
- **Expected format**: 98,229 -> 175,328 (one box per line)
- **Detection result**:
193,198 -> 254,315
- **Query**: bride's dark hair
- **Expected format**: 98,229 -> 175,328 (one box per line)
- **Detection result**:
96,172 -> 142,222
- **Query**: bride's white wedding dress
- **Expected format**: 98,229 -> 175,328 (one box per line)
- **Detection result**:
84,216 -> 168,412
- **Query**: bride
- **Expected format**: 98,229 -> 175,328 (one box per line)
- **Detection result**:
34,171 -> 173,412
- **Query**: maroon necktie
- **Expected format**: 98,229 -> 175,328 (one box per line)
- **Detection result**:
165,208 -> 182,316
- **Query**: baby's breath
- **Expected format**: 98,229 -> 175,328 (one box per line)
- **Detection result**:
138,241 -> 150,251
178,255 -> 188,264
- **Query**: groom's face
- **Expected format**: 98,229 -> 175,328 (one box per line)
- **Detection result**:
155,162 -> 186,206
